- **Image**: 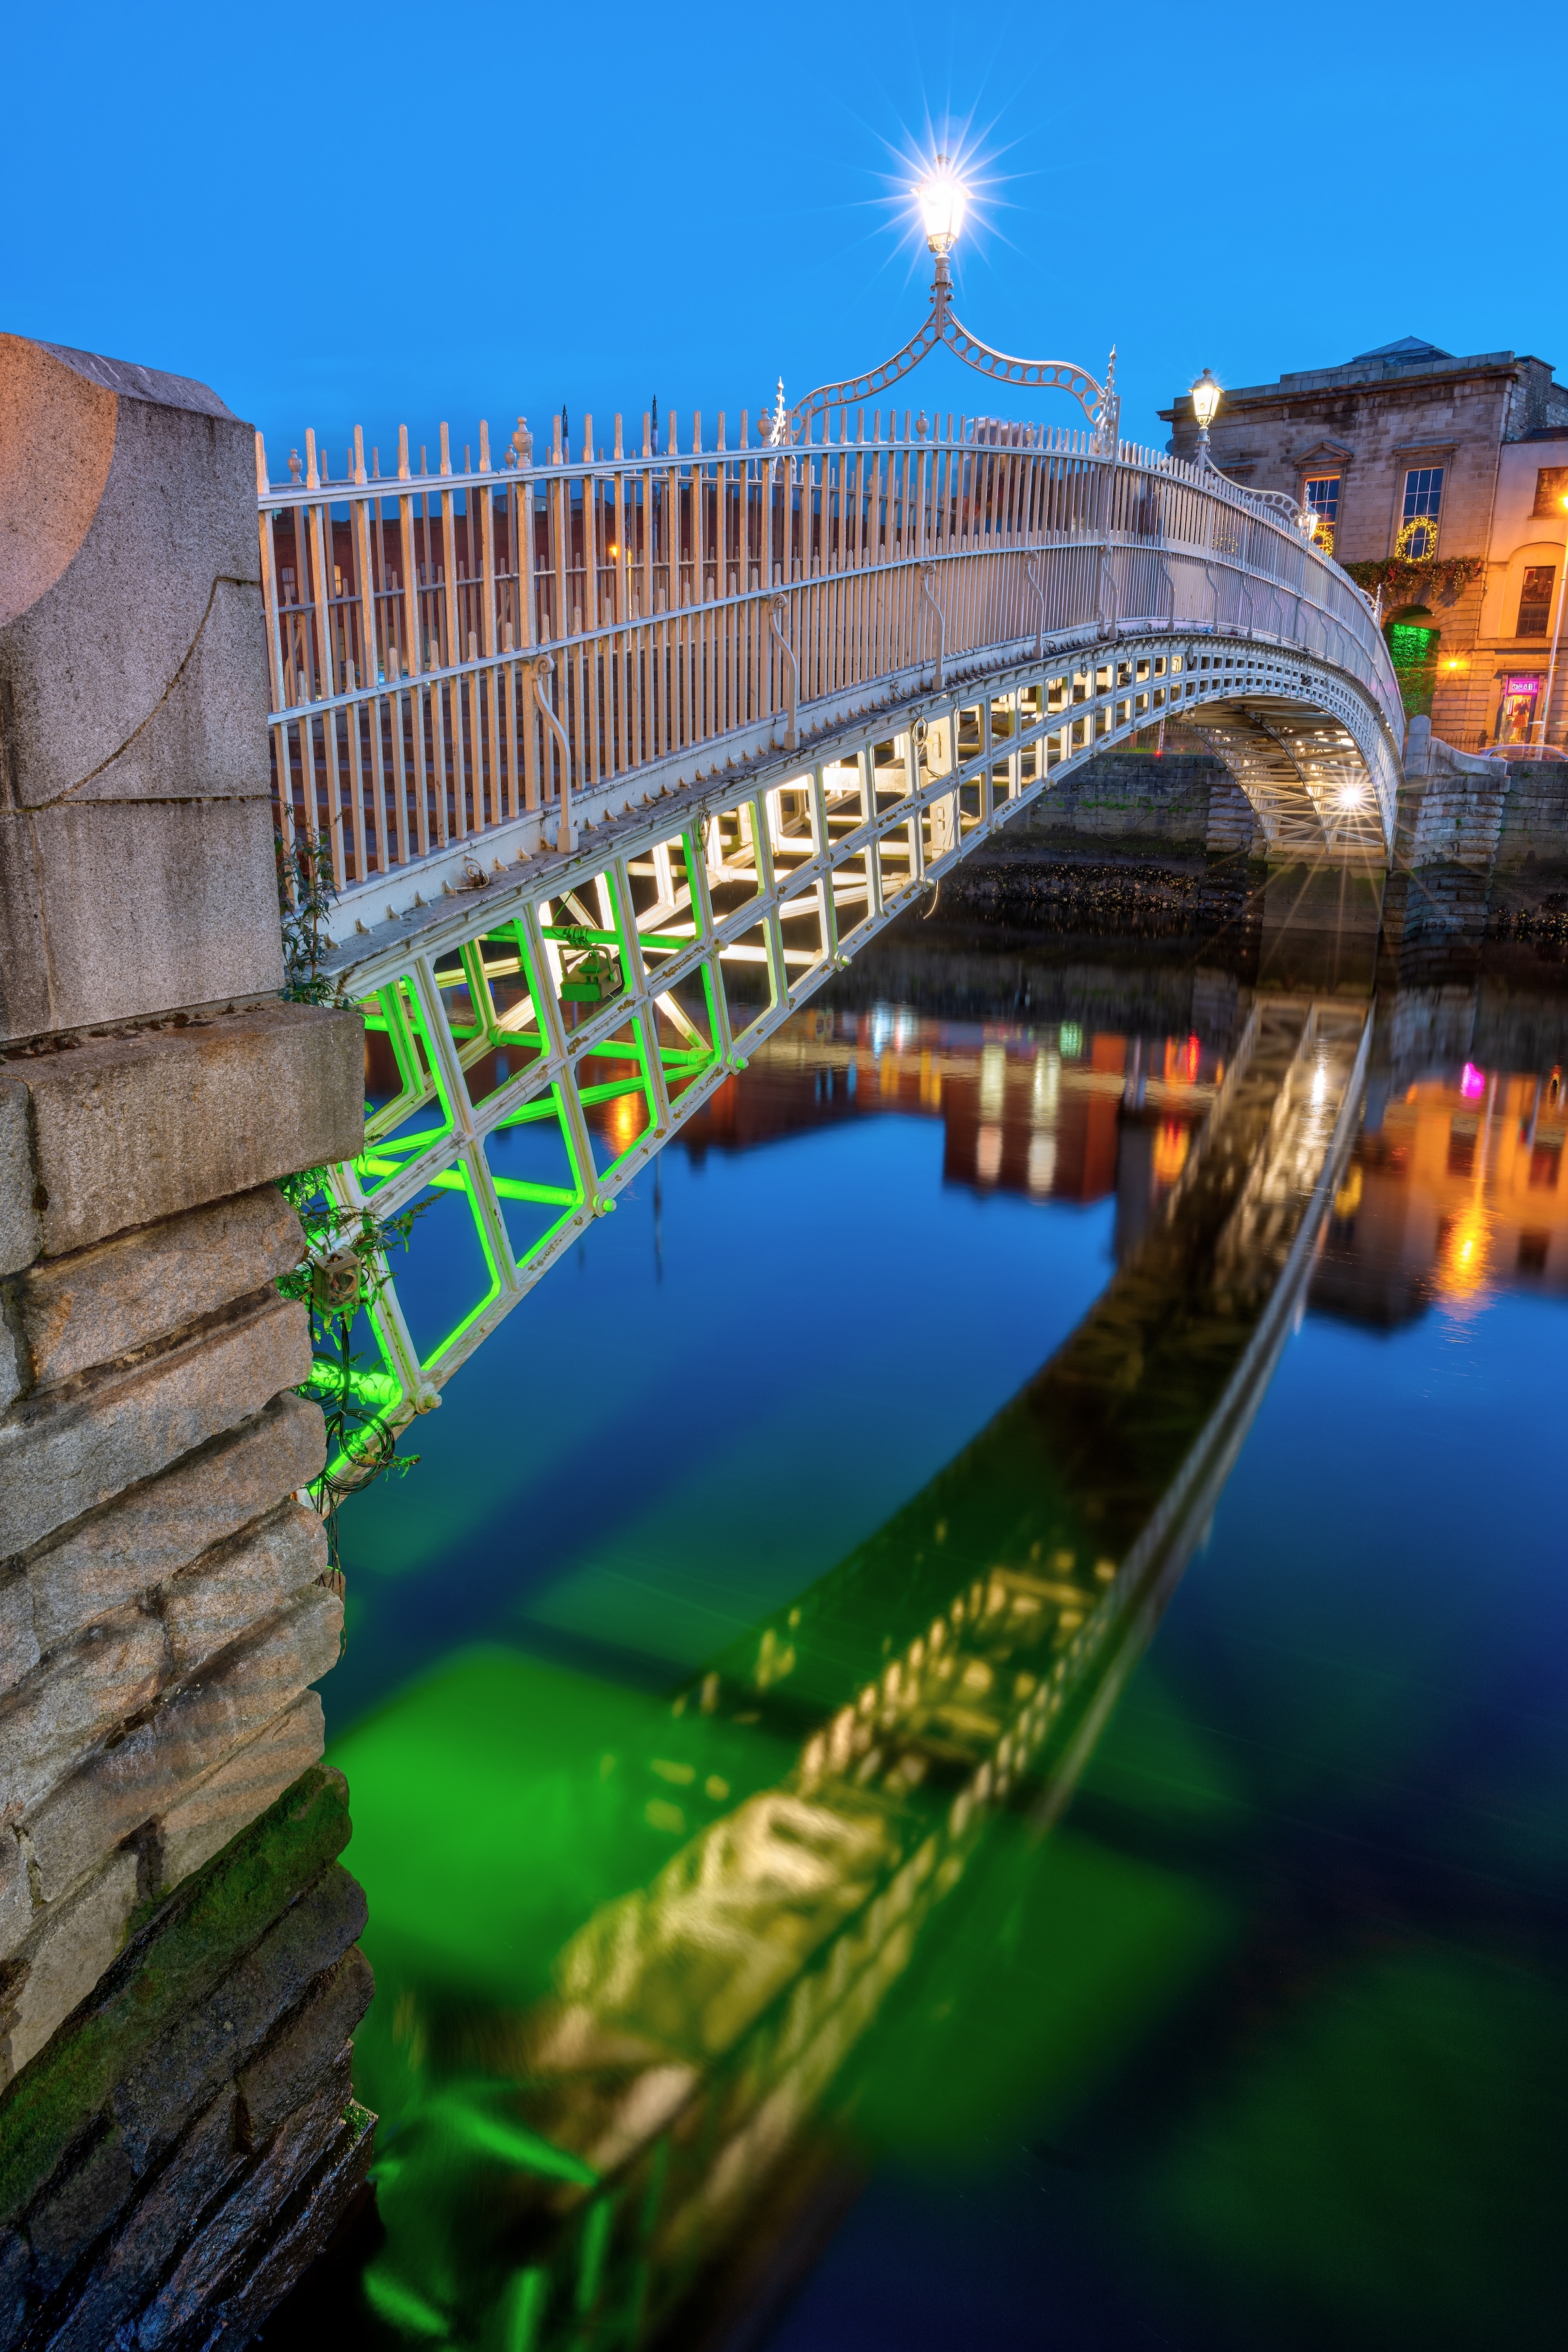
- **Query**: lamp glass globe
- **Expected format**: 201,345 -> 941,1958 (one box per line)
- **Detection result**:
919,157 -> 968,257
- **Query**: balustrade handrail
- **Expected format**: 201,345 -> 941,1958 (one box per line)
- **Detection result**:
257,408 -> 1404,893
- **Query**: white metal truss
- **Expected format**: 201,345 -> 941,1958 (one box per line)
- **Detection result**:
1183,700 -> 1389,857
321,629 -> 1388,1431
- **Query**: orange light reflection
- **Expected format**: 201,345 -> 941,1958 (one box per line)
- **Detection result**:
1436,1201 -> 1493,1309
1152,1121 -> 1191,1187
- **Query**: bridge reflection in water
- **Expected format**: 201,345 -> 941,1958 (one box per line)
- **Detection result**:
685,1006 -> 1221,1217
329,985 -> 1366,2348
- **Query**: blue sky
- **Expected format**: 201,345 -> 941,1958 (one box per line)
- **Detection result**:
5,1 -> 1565,472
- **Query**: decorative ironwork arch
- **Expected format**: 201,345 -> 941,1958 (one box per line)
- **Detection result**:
784,255 -> 1119,448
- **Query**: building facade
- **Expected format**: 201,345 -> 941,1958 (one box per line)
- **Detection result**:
1161,340 -> 1568,752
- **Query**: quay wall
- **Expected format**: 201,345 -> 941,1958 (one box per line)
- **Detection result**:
949,735 -> 1568,936
970,748 -> 1266,859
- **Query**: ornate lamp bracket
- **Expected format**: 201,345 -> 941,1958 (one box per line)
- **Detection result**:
787,256 -> 1119,450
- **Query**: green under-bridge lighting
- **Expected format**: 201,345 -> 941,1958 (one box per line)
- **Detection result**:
304,1361 -> 404,1413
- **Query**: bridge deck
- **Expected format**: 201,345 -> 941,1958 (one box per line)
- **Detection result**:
261,415 -> 1405,926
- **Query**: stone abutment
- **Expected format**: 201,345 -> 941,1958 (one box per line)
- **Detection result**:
0,336 -> 370,2348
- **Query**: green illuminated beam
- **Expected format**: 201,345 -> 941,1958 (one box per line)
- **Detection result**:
425,1169 -> 578,1207
302,1363 -> 404,1412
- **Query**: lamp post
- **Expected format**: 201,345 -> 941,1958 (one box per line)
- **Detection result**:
1535,487 -> 1568,753
1189,365 -> 1321,542
914,155 -> 966,340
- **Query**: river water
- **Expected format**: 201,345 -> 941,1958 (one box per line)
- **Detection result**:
277,906 -> 1568,2352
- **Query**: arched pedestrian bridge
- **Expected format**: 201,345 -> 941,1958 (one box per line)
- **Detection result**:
263,393 -> 1404,1420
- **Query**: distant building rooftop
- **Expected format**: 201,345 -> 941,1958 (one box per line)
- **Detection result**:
1347,336 -> 1453,365
1166,338 -> 1558,412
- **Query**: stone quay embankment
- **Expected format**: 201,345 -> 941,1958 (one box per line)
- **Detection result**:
940,730 -> 1568,954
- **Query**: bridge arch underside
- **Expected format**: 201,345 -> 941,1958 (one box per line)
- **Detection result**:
319,627 -> 1394,1431
1179,694 -> 1386,861
338,624 -> 1395,940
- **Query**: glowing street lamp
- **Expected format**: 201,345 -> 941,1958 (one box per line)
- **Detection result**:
1184,363 -> 1317,538
1190,367 -> 1221,461
917,155 -> 968,257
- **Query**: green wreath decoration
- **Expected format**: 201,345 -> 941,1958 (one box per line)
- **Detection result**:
1395,514 -> 1439,561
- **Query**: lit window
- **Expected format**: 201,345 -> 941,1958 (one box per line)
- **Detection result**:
1303,474 -> 1341,553
1531,467 -> 1568,519
1497,675 -> 1541,745
1399,467 -> 1444,558
1516,566 -> 1556,636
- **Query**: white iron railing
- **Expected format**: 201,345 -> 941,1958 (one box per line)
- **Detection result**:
257,407 -> 1405,889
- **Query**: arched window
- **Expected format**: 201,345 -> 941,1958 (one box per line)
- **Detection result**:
1384,604 -> 1439,717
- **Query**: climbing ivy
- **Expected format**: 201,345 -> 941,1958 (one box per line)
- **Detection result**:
275,825 -> 339,1005
274,823 -> 430,1573
276,1177 -> 430,1574
1341,554 -> 1484,608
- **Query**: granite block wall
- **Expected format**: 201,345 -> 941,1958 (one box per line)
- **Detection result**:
1493,759 -> 1568,879
0,1771 -> 373,2351
1397,721 -> 1508,869
0,333 -> 372,2345
0,1010 -> 367,2348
